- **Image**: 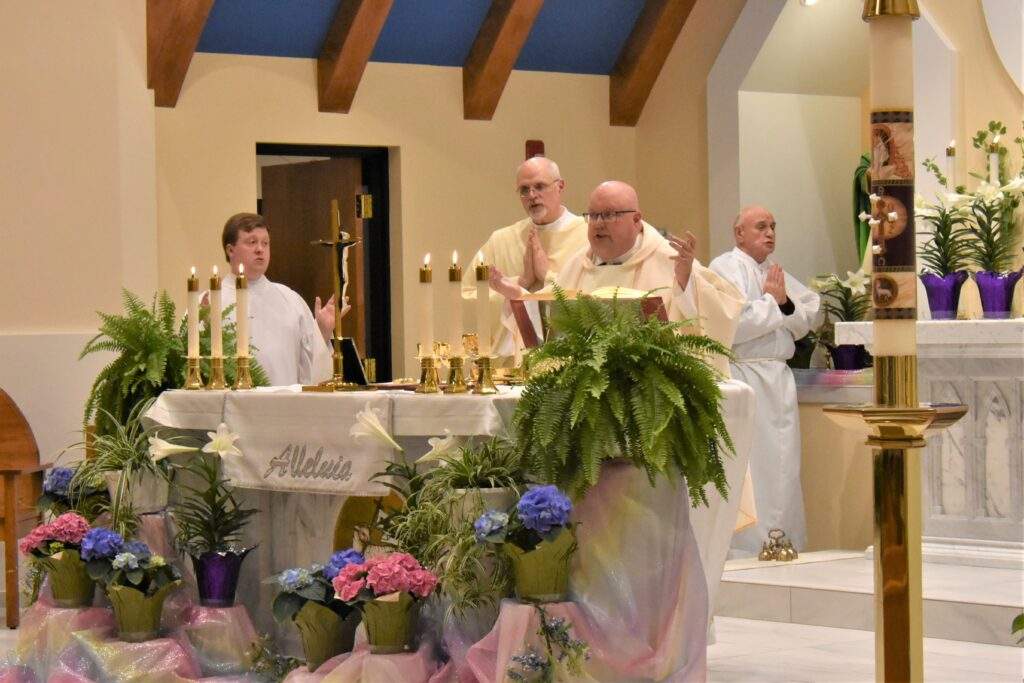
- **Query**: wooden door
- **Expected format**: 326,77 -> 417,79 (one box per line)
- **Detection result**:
261,159 -> 367,354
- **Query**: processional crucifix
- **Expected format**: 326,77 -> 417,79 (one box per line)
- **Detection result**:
303,199 -> 361,392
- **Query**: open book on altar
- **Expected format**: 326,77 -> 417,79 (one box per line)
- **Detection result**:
510,287 -> 668,348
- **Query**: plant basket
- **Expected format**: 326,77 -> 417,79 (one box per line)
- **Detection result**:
362,592 -> 419,655
505,528 -> 574,603
191,547 -> 255,607
107,580 -> 181,642
976,271 -> 1023,319
829,344 -> 865,370
104,470 -> 169,515
921,272 -> 968,320
293,600 -> 359,671
451,487 -> 517,525
42,549 -> 95,608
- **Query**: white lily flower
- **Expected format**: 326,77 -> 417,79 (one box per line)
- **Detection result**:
148,437 -> 197,462
416,429 -> 461,464
999,176 -> 1024,194
202,423 -> 243,458
944,192 -> 972,207
844,270 -> 869,296
976,181 -> 1004,205
914,194 -> 926,209
350,403 -> 403,452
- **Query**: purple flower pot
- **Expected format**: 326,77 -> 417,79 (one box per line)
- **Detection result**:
920,272 -> 968,320
975,271 -> 1023,319
192,547 -> 255,607
829,344 -> 864,370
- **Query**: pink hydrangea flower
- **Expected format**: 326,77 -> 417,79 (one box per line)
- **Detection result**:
407,568 -> 438,598
48,513 -> 90,544
366,557 -> 411,596
18,525 -> 51,554
331,562 -> 369,603
336,577 -> 365,602
390,552 -> 422,572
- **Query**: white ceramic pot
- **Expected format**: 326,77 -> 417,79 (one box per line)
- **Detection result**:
451,487 -> 517,525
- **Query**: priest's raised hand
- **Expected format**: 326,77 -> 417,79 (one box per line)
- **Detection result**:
314,294 -> 351,342
668,230 -> 697,290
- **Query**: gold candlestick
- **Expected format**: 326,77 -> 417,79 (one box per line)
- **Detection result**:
416,351 -> 440,394
185,357 -> 203,390
234,356 -> 253,390
207,356 -> 226,390
445,356 -> 468,394
472,356 -> 497,395
362,357 -> 376,383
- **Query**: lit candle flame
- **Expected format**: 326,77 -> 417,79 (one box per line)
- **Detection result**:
239,264 -> 245,276
948,139 -> 955,148
423,253 -> 431,267
451,250 -> 458,265
213,265 -> 219,276
190,266 -> 196,276
992,135 -> 1001,145
476,250 -> 484,266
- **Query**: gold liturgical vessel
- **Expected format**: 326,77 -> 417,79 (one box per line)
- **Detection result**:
823,3 -> 966,680
304,200 -> 361,392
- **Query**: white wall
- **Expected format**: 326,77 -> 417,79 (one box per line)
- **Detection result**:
737,92 -> 862,284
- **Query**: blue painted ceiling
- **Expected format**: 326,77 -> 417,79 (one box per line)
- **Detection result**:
196,0 -> 647,75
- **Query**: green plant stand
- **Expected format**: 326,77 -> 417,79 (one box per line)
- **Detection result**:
43,550 -> 95,608
107,581 -> 181,642
506,529 -> 574,603
293,601 -> 358,671
362,593 -> 418,654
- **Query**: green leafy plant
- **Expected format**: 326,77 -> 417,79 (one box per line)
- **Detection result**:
1012,612 -> 1023,644
81,289 -> 268,437
246,634 -> 302,682
369,460 -> 515,617
961,193 -> 1018,273
170,455 -> 257,557
512,288 -> 733,502
809,271 -> 871,352
429,437 -> 525,490
917,202 -> 972,276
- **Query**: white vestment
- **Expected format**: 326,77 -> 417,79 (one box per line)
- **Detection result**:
463,210 -> 588,360
709,247 -> 820,553
221,276 -> 332,387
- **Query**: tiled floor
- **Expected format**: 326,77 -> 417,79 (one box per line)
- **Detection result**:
709,617 -> 1024,682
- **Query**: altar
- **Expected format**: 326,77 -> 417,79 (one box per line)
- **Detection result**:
836,320 -> 1024,569
142,382 -> 756,664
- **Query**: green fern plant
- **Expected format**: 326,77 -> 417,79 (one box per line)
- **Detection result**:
81,289 -> 268,437
513,287 -> 734,504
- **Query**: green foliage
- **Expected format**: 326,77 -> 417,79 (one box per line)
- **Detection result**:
917,204 -> 972,276
1012,612 -> 1024,644
962,196 -> 1019,273
810,272 -> 871,351
429,437 -> 525,490
513,287 -> 733,503
81,289 -> 268,437
67,399 -> 171,537
369,458 -> 517,617
170,455 -> 257,556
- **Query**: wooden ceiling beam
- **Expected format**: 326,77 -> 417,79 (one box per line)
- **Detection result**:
610,0 -> 697,127
147,0 -> 214,108
463,0 -> 545,121
318,0 -> 394,114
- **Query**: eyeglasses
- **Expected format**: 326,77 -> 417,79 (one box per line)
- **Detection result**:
583,210 -> 638,223
516,179 -> 562,197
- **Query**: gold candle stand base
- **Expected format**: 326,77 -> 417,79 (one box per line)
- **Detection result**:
444,356 -> 468,394
185,357 -> 203,390
234,356 -> 253,390
472,356 -> 498,395
207,357 -> 227,390
303,337 -> 361,392
416,356 -> 441,394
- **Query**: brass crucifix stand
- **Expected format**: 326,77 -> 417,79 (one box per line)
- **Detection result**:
302,200 -> 361,392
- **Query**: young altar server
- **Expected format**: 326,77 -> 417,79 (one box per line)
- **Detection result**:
709,205 -> 821,554
219,213 -> 343,386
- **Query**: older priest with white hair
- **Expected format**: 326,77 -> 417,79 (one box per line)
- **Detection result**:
491,180 -> 745,681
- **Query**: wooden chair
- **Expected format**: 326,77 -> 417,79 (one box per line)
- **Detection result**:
0,388 -> 45,628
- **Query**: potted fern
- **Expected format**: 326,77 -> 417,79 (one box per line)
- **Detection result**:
916,199 -> 971,319
170,456 -> 257,607
513,288 -> 733,501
